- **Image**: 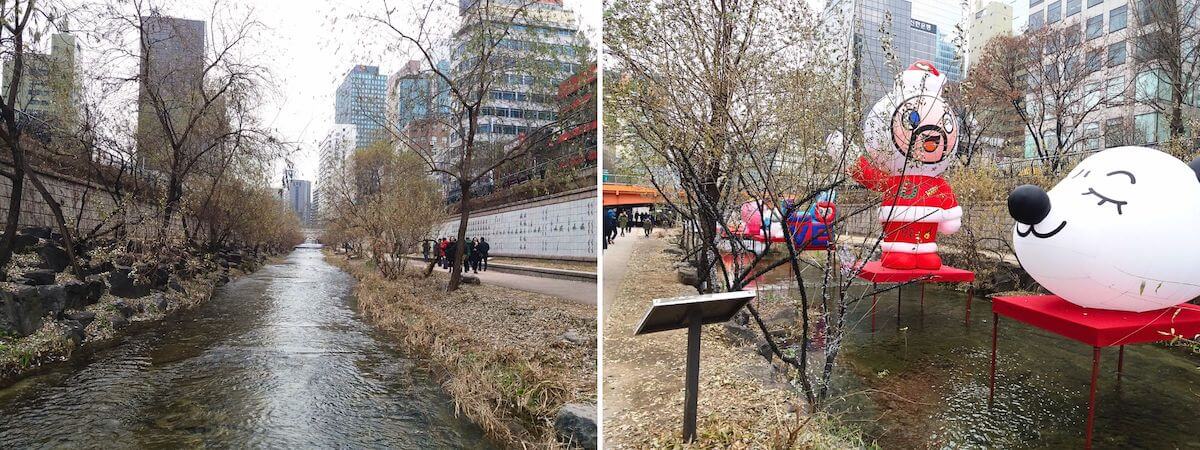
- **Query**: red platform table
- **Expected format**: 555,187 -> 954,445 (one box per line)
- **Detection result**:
854,261 -> 975,332
989,295 -> 1200,449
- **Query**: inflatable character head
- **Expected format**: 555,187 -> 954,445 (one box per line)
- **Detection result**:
1008,146 -> 1200,312
862,60 -> 959,177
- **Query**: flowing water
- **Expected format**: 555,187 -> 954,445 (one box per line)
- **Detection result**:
753,267 -> 1200,449
0,249 -> 492,449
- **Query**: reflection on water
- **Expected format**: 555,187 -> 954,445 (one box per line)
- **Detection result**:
779,281 -> 1200,448
0,249 -> 492,449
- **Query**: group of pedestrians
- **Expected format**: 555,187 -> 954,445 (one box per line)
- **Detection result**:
423,237 -> 490,273
604,209 -> 663,249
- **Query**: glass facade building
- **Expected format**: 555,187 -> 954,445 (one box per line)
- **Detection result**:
334,65 -> 387,150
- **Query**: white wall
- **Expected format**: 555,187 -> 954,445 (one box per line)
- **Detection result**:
436,192 -> 596,261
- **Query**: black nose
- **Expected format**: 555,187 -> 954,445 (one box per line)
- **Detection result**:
1008,184 -> 1051,225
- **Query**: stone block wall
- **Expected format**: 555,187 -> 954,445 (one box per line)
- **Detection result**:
0,162 -> 174,239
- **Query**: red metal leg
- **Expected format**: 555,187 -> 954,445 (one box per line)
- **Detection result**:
1086,346 -> 1101,449
989,313 -> 999,406
1117,345 -> 1124,382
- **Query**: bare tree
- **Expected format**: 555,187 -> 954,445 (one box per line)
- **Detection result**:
359,0 -> 590,291
1130,0 -> 1200,140
606,0 -> 903,415
972,29 -> 1113,173
92,0 -> 272,243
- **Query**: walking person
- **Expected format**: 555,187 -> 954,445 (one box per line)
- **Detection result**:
643,214 -> 654,237
618,212 -> 628,237
445,238 -> 457,270
437,238 -> 449,268
468,238 -> 482,273
477,238 -> 490,271
603,209 -> 617,249
462,238 -> 474,273
421,240 -> 431,261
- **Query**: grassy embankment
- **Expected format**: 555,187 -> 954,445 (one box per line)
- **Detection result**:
330,253 -> 597,448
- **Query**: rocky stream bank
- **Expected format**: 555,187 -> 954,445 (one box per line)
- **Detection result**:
0,226 -> 272,386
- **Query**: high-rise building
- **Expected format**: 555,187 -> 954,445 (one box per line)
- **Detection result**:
935,37 -> 963,82
335,65 -> 387,150
965,1 -> 1013,72
136,15 -> 206,163
386,59 -> 450,132
455,0 -> 580,144
910,18 -> 939,64
316,124 -> 358,222
1,28 -> 78,136
826,0 -> 916,111
1022,0 -> 1177,154
287,179 -> 313,226
441,0 -> 584,200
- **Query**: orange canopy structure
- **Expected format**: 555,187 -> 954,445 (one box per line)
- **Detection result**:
603,183 -> 665,207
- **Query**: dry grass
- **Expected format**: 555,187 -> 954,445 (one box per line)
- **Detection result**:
603,237 -> 866,449
332,255 -> 597,449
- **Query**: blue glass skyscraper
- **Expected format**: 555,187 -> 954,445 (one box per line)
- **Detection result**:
334,65 -> 387,149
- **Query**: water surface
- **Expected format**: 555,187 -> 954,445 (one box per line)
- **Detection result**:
0,249 -> 491,449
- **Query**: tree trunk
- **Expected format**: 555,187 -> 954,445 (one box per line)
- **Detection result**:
25,167 -> 85,281
0,158 -> 25,272
448,177 -> 472,292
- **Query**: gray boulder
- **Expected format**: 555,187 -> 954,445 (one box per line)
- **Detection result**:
62,280 -> 92,309
35,284 -> 68,317
84,275 -> 106,303
108,266 -> 151,298
19,226 -> 51,239
554,403 -> 597,449
36,243 -> 71,272
111,300 -> 135,318
677,267 -> 700,287
0,286 -> 43,336
461,274 -> 481,285
22,269 -> 56,286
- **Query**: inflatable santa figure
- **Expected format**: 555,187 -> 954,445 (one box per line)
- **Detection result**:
826,60 -> 961,270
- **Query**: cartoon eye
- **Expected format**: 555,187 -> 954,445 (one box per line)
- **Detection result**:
941,112 -> 954,133
1082,187 -> 1126,215
903,109 -> 919,130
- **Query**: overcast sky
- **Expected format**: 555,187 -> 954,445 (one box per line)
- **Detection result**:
102,0 -> 599,184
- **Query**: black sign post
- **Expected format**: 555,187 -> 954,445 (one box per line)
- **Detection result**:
634,291 -> 757,442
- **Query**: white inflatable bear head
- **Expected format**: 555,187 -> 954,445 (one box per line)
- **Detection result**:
862,60 -> 959,177
1008,146 -> 1200,312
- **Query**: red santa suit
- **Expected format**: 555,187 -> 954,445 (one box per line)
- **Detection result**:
851,156 -> 962,269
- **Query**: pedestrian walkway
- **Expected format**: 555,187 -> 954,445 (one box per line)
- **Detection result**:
465,268 -> 596,306
602,231 -> 639,317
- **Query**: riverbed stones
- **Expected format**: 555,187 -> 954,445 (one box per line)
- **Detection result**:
111,300 -> 135,318
22,269 -> 56,286
676,266 -> 700,287
19,226 -> 51,240
0,286 -> 43,336
83,275 -> 106,303
554,403 -> 597,449
108,266 -> 151,298
561,329 -> 585,345
36,243 -> 70,272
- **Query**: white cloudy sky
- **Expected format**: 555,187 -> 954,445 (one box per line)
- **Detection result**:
60,0 -> 599,184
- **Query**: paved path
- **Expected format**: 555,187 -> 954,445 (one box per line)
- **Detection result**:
602,231 -> 640,318
437,265 -> 597,306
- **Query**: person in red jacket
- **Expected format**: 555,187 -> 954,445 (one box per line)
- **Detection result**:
827,60 -> 962,270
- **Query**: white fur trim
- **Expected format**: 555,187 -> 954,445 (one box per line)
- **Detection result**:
878,205 -> 960,223
881,242 -> 938,253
